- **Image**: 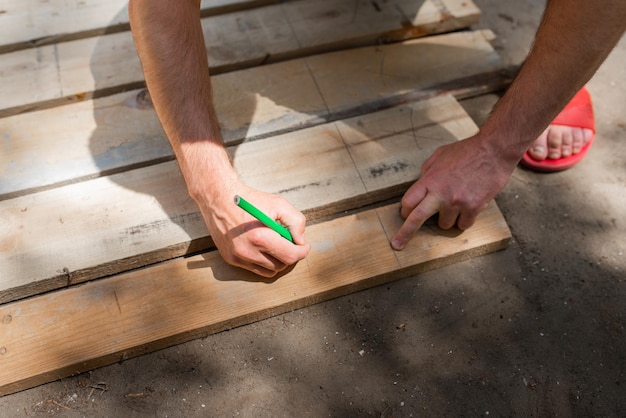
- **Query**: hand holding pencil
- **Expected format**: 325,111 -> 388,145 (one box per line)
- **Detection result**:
235,195 -> 294,242
193,183 -> 310,277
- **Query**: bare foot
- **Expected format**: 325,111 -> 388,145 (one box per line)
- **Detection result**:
527,124 -> 594,161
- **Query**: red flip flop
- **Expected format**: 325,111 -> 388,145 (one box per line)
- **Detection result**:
520,86 -> 595,172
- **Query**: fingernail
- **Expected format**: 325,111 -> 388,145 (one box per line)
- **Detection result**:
391,239 -> 404,250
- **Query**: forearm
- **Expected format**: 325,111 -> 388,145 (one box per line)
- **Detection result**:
480,0 -> 626,163
129,0 -> 237,200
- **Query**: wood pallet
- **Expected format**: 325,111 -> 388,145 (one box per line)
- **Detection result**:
0,0 -> 511,396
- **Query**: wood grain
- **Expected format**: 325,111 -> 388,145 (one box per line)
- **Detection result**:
0,0 -> 480,116
0,0 -> 280,52
0,30 -> 502,199
0,200 -> 510,396
0,0 -> 516,398
0,95 -> 478,303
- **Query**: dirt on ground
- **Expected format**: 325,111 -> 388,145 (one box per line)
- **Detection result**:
1,0 -> 624,416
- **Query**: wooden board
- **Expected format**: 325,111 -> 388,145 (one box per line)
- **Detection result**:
0,30 -> 503,199
0,0 -> 480,116
0,1 -> 515,398
0,200 -> 511,396
0,95 -> 479,304
0,0 -> 279,52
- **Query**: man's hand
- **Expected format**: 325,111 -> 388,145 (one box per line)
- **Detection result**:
130,0 -> 309,277
390,0 -> 626,250
391,135 -> 515,250
180,142 -> 310,278
194,179 -> 310,278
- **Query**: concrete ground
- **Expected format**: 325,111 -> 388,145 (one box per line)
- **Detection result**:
1,0 -> 624,416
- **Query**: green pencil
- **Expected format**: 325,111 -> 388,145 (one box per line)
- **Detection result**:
234,195 -> 294,243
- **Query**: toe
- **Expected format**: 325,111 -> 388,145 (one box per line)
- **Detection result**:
571,127 -> 586,154
527,129 -> 549,161
546,127 -> 564,160
559,127 -> 574,157
573,128 -> 593,154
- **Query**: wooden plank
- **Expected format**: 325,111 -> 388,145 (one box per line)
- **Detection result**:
0,0 -> 280,53
0,30 -> 502,199
0,0 -> 480,116
0,95 -> 479,303
306,29 -> 502,115
0,199 -> 511,396
276,0 -> 480,55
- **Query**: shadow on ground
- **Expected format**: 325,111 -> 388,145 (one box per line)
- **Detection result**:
1,0 -> 625,416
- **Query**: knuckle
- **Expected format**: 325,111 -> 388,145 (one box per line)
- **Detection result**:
246,227 -> 266,247
400,193 -> 413,210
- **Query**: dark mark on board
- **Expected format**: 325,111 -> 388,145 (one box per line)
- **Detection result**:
120,213 -> 202,241
278,180 -> 331,194
58,267 -> 72,286
369,161 -> 409,178
114,291 -> 122,314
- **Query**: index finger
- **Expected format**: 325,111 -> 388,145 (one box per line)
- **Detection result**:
391,192 -> 440,250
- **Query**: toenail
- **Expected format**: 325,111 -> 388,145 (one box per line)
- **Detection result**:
549,152 -> 559,159
562,149 -> 571,157
532,145 -> 545,154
